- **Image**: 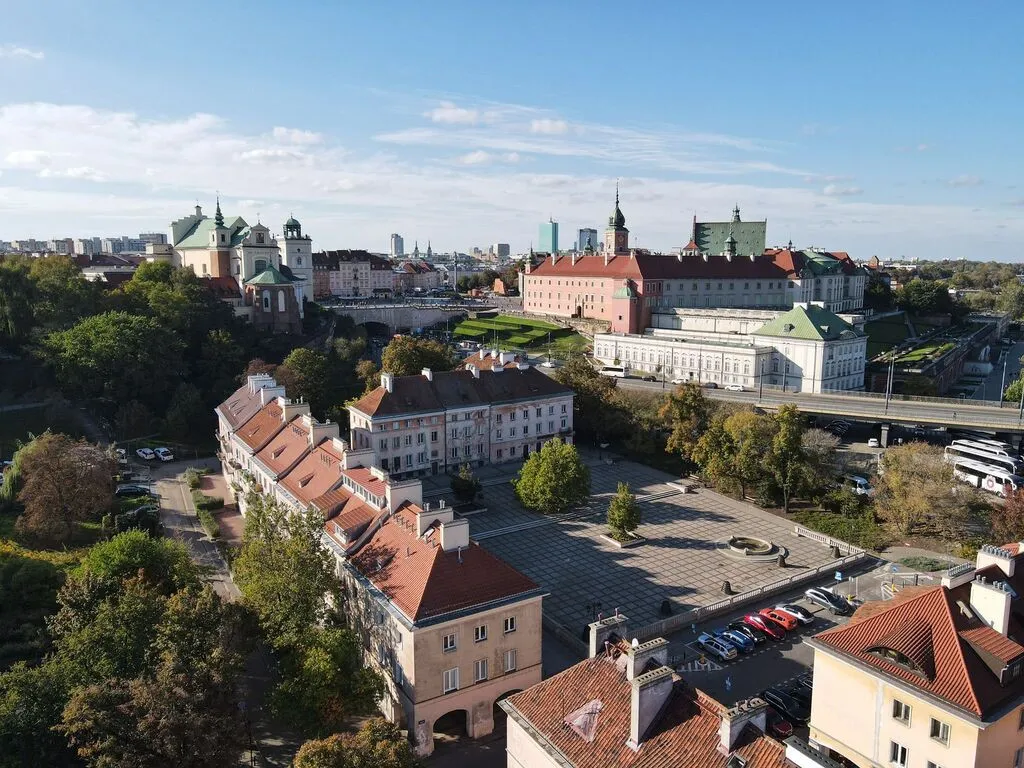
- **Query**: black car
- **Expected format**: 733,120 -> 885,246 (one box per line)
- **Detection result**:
641,375 -> 657,382
793,672 -> 814,694
805,587 -> 853,616
727,620 -> 766,644
761,688 -> 810,725
115,485 -> 156,499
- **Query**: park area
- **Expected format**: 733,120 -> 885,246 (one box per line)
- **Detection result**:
453,314 -> 588,357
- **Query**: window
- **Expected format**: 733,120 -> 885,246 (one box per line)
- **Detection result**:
927,763 -> 944,768
393,455 -> 400,469
379,439 -> 387,451
474,659 -> 488,682
549,420 -> 555,432
929,718 -> 949,745
504,616 -> 517,634
431,431 -> 438,442
392,437 -> 400,449
404,435 -> 412,446
561,418 -> 567,429
450,447 -> 458,458
536,408 -> 542,417
406,453 -> 413,466
1016,748 -> 1024,768
496,428 -> 503,439
442,667 -> 459,694
1018,708 -> 1024,731
510,446 -> 516,456
474,625 -> 487,642
296,256 -> 303,266
442,633 -> 456,652
561,404 -> 567,413
497,449 -> 503,459
509,411 -> 516,421
548,406 -> 554,415
889,742 -> 908,767
417,432 -> 425,444
510,427 -> 517,437
504,649 -> 517,673
262,292 -> 271,311
892,699 -> 911,725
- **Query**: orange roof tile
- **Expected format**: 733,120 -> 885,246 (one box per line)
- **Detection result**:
254,416 -> 310,476
340,466 -> 387,498
503,656 -> 791,768
278,439 -> 345,507
216,381 -> 269,430
236,402 -> 285,452
349,506 -> 539,623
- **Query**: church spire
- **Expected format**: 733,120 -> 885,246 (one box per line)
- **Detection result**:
732,203 -> 741,223
215,195 -> 224,227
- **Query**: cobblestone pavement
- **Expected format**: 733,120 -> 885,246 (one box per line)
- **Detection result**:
473,455 -> 840,636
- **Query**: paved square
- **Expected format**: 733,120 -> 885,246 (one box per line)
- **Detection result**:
472,454 -> 842,638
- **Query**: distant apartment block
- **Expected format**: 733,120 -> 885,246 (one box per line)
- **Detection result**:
538,219 -> 559,254
390,233 -> 404,258
577,227 -> 598,251
312,249 -> 394,299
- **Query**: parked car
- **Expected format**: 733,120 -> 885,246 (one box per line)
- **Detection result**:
670,377 -> 685,385
774,604 -> 814,626
724,384 -> 744,392
713,628 -> 754,653
114,469 -> 136,483
135,447 -> 156,461
541,360 -> 556,369
785,684 -> 812,711
793,672 -> 814,694
761,688 -> 810,724
702,381 -> 718,389
766,709 -> 793,740
115,448 -> 128,466
115,484 -> 156,499
726,621 -> 766,644
805,587 -> 853,616
867,437 -> 880,448
742,613 -> 784,641
759,607 -> 798,632
641,375 -> 657,382
154,447 -> 175,462
696,632 -> 738,661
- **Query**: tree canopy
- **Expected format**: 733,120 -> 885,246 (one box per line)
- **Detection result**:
874,442 -> 973,538
513,438 -> 591,514
660,383 -> 712,463
380,336 -> 458,377
607,482 -> 640,537
294,718 -> 419,768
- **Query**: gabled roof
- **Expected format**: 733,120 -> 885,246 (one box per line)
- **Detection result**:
812,584 -> 1024,719
312,250 -> 392,270
503,655 -> 791,768
350,367 -> 571,418
694,219 -> 767,259
245,265 -> 295,286
173,215 -> 251,249
216,379 -> 274,431
348,505 -> 540,623
203,275 -> 241,298
459,350 -> 525,371
754,304 -> 863,341
254,416 -> 310,476
235,402 -> 286,452
278,439 -> 344,507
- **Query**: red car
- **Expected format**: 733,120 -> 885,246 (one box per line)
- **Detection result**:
759,607 -> 797,632
742,613 -> 785,641
766,708 -> 793,740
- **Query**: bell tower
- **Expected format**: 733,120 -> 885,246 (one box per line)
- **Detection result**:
603,183 -> 629,256
279,214 -> 312,301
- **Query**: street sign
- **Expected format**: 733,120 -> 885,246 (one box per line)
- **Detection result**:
834,571 -> 843,582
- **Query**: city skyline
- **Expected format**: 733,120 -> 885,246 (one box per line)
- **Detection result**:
1,1 -> 1023,260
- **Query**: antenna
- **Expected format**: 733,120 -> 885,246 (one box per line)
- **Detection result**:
457,546 -> 463,564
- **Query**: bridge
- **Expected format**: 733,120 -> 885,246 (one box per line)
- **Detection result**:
615,378 -> 1024,434
325,302 -> 486,334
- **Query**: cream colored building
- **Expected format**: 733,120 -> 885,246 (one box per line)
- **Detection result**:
807,543 -> 1024,768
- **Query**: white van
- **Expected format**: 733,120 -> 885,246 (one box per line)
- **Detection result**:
599,366 -> 627,378
842,475 -> 874,496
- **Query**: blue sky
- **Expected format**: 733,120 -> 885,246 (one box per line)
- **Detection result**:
1,0 -> 1022,259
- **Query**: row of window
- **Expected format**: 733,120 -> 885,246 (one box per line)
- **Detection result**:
443,616 -> 516,652
442,649 -> 518,693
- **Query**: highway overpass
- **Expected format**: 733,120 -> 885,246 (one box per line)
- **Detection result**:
613,377 -> 1024,434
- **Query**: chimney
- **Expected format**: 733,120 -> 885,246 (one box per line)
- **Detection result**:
421,367 -> 433,382
941,562 -> 977,590
380,372 -> 394,393
626,637 -> 669,681
466,363 -> 480,379
676,253 -> 683,262
517,361 -> 529,370
279,397 -> 311,422
588,614 -> 628,658
725,252 -> 732,262
977,544 -> 1016,578
572,253 -> 579,266
550,253 -> 556,266
626,667 -> 674,751
499,351 -> 515,365
971,576 -> 1013,635
305,415 -> 340,447
604,252 -> 611,267
702,252 -> 709,262
749,252 -> 756,262
439,517 -> 470,551
258,383 -> 287,405
718,697 -> 768,755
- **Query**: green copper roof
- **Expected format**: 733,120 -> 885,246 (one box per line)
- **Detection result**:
612,282 -> 637,299
173,215 -> 251,249
799,251 -> 846,276
244,265 -> 294,286
754,304 -> 863,341
694,220 -> 766,257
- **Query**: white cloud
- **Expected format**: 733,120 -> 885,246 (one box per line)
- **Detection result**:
530,119 -> 569,135
823,184 -> 863,197
0,45 -> 44,60
4,149 -> 53,168
505,152 -> 520,163
271,126 -> 322,145
458,150 -> 492,165
38,166 -> 106,182
237,148 -> 310,163
948,174 -> 983,188
425,101 -> 484,125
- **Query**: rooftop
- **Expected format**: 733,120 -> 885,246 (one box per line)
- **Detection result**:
278,438 -> 345,507
313,250 -> 392,270
754,304 -> 864,342
235,401 -> 286,452
215,375 -> 280,431
254,416 -> 311,476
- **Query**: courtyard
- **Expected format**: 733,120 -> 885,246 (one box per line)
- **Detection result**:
465,453 -> 846,641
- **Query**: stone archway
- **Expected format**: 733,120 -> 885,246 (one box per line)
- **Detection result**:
492,689 -> 523,735
421,708 -> 469,759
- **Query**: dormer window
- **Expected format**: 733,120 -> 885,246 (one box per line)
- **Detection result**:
867,646 -> 928,678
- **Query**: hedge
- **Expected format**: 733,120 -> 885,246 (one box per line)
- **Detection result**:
793,509 -> 890,551
191,489 -> 224,512
197,508 -> 220,539
183,466 -> 210,490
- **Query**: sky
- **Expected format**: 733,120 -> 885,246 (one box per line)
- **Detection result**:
1,0 -> 1023,260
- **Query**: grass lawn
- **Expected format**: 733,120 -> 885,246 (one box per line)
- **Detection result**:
864,314 -> 910,354
898,556 -> 951,572
453,314 -> 573,350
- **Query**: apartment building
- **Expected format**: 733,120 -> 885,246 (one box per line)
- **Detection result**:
502,614 -> 814,768
807,543 -> 1024,768
347,364 -> 574,477
214,376 -> 544,758
311,249 -> 394,299
395,260 -> 441,293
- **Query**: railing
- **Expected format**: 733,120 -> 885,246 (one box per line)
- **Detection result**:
792,525 -> 864,555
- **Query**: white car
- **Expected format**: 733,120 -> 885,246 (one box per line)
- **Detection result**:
867,438 -> 880,448
724,384 -> 745,392
154,447 -> 174,462
541,360 -> 556,369
135,447 -> 156,461
670,378 -> 685,385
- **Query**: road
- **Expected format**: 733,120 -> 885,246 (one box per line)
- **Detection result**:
972,341 -> 1024,402
611,376 -> 1024,432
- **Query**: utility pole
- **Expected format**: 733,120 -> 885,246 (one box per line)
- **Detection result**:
1001,356 -> 1008,408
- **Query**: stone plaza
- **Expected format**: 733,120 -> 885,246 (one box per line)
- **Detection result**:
459,454 -> 842,638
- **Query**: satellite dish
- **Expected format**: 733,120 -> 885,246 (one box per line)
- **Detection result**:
631,638 -> 640,648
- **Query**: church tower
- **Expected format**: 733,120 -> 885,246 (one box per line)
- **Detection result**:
280,215 -> 312,288
603,184 -> 629,256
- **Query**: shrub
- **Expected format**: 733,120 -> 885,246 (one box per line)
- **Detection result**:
450,464 -> 481,503
197,509 -> 220,539
793,509 -> 890,551
191,490 -> 224,512
183,467 -> 209,490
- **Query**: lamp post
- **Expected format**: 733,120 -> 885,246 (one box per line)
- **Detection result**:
1000,356 -> 1008,407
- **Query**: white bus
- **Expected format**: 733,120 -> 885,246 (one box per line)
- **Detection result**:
598,365 -> 627,378
951,439 -> 1016,459
952,458 -> 1023,497
973,438 -> 1018,454
944,444 -> 1023,475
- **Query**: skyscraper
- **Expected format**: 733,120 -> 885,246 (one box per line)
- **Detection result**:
538,219 -> 558,254
577,228 -> 598,252
491,243 -> 510,260
390,233 -> 404,258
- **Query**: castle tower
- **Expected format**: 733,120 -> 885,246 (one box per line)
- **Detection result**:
280,214 -> 313,292
603,184 -> 629,256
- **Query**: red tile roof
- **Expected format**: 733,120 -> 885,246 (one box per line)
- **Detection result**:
340,466 -> 387,498
254,416 -> 311,476
321,492 -> 377,536
278,439 -> 345,507
812,584 -> 1024,718
236,402 -> 286,452
503,655 -> 791,768
216,378 -> 278,431
203,275 -> 241,298
349,506 -> 539,623
460,350 -> 525,371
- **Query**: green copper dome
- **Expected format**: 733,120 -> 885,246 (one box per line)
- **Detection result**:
285,216 -> 300,228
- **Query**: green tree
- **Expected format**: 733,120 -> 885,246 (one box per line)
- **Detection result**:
276,347 -> 335,415
900,375 -> 938,396
356,360 -> 381,395
0,660 -> 74,767
15,433 -> 116,545
27,255 -> 99,330
513,438 -> 590,514
164,382 -> 207,441
234,492 -> 339,650
998,280 -> 1024,320
692,410 -> 773,498
380,336 -> 458,376
450,463 -> 481,503
41,311 -> 185,410
607,482 -> 640,538
0,554 -> 65,666
270,626 -> 385,738
660,382 -> 712,462
197,328 -> 247,402
553,356 -> 619,444
76,530 -> 200,595
113,399 -> 159,441
294,718 -> 419,768
863,273 -> 894,312
874,442 -> 972,538
0,256 -> 35,346
991,490 -> 1024,544
763,405 -> 806,513
896,278 -> 955,316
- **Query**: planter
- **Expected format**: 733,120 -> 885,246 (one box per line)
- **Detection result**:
600,532 -> 646,549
